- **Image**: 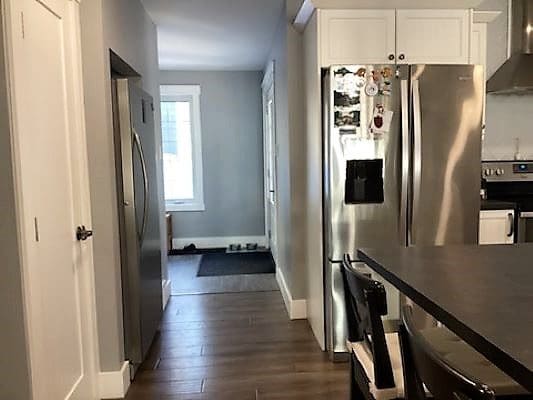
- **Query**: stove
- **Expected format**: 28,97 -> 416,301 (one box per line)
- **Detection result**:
482,161 -> 533,242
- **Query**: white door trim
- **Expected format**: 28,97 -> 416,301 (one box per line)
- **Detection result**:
262,60 -> 278,266
3,0 -> 99,398
98,361 -> 131,399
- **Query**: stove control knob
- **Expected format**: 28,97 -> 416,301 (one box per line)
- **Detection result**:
495,168 -> 504,176
484,168 -> 494,176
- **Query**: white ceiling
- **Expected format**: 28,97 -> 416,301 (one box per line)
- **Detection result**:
141,0 -> 285,71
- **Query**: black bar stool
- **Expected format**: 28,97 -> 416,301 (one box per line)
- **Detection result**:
342,255 -> 403,400
342,255 -> 531,400
400,304 -> 495,400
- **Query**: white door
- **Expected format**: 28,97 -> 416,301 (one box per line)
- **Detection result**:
320,9 -> 396,66
6,0 -> 98,398
396,9 -> 471,64
262,63 -> 278,264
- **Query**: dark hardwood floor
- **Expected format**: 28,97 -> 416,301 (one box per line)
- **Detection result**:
125,291 -> 349,399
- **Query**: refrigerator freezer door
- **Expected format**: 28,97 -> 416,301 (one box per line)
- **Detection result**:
323,65 -> 406,358
324,65 -> 406,262
325,260 -> 348,357
115,79 -> 163,366
409,65 -> 483,246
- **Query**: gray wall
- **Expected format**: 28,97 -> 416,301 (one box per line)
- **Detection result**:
0,7 -> 32,398
264,1 -> 307,299
478,0 -> 533,160
287,5 -> 306,300
160,71 -> 265,239
80,0 -> 166,372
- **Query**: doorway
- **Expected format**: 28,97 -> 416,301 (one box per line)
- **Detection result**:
161,71 -> 278,295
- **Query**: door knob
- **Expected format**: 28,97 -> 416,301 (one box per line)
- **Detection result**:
398,54 -> 406,61
76,225 -> 94,241
388,54 -> 395,61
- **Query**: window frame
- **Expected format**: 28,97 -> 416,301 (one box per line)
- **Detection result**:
160,84 -> 205,212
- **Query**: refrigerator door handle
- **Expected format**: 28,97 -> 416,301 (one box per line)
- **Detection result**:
400,79 -> 410,247
133,128 -> 149,246
411,79 -> 422,246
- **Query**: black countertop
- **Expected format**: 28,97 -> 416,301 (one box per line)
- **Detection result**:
481,199 -> 517,211
357,244 -> 533,392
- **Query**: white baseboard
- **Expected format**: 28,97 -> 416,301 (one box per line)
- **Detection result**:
98,361 -> 130,399
172,235 -> 267,250
276,269 -> 307,320
162,279 -> 171,309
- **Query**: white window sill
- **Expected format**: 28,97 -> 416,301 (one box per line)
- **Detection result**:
166,202 -> 205,212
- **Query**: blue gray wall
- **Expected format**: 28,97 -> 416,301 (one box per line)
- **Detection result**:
264,2 -> 307,300
80,0 -> 164,372
160,71 -> 265,239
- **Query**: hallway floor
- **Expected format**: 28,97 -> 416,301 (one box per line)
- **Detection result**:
124,291 -> 349,399
169,254 -> 279,295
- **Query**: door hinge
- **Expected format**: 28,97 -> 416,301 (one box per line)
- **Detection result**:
21,12 -> 25,39
33,217 -> 39,242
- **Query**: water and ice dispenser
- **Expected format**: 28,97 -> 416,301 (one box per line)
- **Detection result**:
344,159 -> 384,204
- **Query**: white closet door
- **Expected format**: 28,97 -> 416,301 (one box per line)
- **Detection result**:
6,0 -> 97,398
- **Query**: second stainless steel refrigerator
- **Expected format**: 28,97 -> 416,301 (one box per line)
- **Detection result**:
323,64 -> 484,359
113,78 -> 163,372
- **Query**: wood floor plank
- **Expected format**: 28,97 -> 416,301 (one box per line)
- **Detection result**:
125,291 -> 349,400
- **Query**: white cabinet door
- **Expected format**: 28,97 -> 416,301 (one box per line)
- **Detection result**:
479,210 -> 515,245
320,9 -> 396,66
470,23 -> 487,67
396,10 -> 471,64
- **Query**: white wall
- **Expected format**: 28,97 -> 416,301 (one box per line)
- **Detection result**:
478,0 -> 533,160
80,0 -> 166,373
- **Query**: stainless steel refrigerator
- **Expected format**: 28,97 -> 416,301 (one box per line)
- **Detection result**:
112,78 -> 163,371
323,64 -> 484,359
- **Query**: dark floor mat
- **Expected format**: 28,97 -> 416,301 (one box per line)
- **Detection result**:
197,252 -> 275,277
169,247 -> 226,256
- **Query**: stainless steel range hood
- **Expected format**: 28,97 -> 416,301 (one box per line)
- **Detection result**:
487,0 -> 533,94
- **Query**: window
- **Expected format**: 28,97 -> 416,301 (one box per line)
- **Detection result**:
160,85 -> 204,211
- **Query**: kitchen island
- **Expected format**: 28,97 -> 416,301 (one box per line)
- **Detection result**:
357,244 -> 533,392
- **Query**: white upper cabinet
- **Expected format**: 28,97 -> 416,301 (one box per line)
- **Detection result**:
396,10 -> 471,64
319,8 -> 472,67
321,10 -> 396,65
470,23 -> 487,67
